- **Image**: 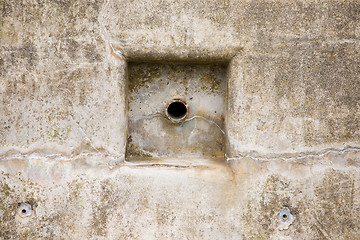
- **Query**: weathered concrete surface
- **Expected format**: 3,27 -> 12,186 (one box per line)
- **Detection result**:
1,0 -> 360,239
127,62 -> 226,160
227,41 -> 360,156
0,0 -> 127,160
1,153 -> 360,239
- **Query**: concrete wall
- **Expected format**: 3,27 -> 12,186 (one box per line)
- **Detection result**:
1,0 -> 359,239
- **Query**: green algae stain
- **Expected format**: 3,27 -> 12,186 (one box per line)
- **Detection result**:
1,183 -> 14,197
200,73 -> 221,93
128,63 -> 161,93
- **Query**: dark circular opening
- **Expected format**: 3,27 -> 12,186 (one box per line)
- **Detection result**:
22,209 -> 27,213
282,214 -> 287,219
166,100 -> 188,121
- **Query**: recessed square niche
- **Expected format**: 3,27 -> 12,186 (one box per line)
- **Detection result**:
126,62 -> 227,161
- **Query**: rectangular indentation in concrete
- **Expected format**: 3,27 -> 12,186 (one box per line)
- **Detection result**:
126,62 -> 227,161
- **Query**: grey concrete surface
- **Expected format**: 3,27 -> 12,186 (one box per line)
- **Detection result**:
0,0 -> 359,239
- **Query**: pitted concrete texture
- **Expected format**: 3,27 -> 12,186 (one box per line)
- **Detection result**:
1,153 -> 360,239
0,0 -> 127,160
1,0 -> 360,239
126,62 -> 226,160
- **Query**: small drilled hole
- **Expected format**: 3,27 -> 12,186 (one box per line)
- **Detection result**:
166,100 -> 188,122
22,209 -> 27,213
279,209 -> 292,222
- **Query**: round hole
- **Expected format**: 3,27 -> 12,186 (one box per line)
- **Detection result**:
18,203 -> 32,218
279,209 -> 292,223
166,99 -> 188,122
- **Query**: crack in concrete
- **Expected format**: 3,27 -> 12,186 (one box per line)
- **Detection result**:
184,115 -> 225,135
130,113 -> 225,134
68,113 -> 101,154
226,146 -> 360,165
99,0 -> 125,60
130,113 -> 163,122
0,151 -> 124,163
